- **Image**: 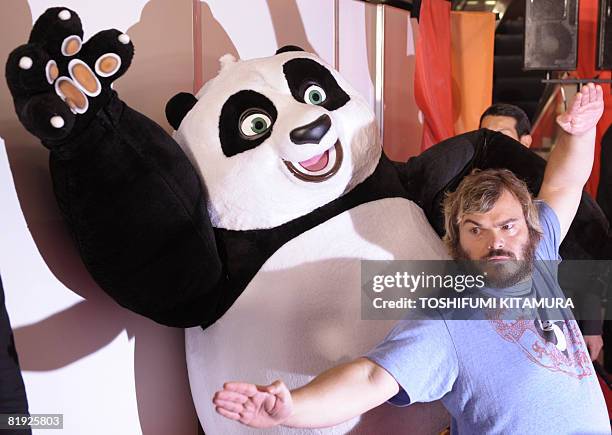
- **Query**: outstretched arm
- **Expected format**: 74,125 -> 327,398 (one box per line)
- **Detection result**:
538,83 -> 604,241
213,357 -> 399,429
5,7 -> 223,327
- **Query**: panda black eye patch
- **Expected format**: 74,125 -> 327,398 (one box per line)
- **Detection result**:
283,58 -> 350,111
219,90 -> 278,157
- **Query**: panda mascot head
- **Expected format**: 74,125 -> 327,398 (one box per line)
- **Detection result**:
166,47 -> 381,230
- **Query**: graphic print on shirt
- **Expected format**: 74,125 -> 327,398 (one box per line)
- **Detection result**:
486,309 -> 592,380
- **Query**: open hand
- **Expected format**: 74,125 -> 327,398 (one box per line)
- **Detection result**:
213,380 -> 293,428
556,83 -> 604,136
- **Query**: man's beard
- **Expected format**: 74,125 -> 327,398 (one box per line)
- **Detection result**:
456,238 -> 538,289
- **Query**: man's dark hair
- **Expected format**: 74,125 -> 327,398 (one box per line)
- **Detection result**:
479,103 -> 532,137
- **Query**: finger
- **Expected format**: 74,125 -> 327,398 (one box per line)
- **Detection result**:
569,91 -> 583,113
262,394 -> 278,414
15,93 -> 75,141
224,382 -> 259,396
214,390 -> 249,404
215,406 -> 241,421
6,44 -> 53,97
79,29 -> 134,86
596,84 -> 604,102
277,386 -> 291,403
264,380 -> 285,396
29,7 -> 84,59
588,82 -> 596,104
214,399 -> 246,414
556,113 -> 571,127
264,381 -> 290,410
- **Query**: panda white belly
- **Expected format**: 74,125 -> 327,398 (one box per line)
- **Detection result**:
186,197 -> 451,434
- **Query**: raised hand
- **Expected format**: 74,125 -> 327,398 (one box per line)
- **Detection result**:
213,380 -> 293,429
5,7 -> 134,144
556,83 -> 604,136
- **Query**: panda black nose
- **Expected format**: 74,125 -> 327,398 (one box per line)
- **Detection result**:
290,114 -> 331,145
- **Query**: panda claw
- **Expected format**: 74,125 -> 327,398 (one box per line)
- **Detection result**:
18,56 -> 33,70
58,9 -> 71,21
50,115 -> 65,128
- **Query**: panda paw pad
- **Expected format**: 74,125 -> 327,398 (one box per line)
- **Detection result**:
6,7 -> 134,140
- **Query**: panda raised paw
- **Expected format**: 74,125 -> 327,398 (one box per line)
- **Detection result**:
6,7 -> 134,143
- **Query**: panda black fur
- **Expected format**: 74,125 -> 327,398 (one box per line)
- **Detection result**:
7,9 -> 612,435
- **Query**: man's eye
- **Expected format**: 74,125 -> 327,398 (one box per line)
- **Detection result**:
502,224 -> 514,231
470,227 -> 480,235
304,84 -> 327,105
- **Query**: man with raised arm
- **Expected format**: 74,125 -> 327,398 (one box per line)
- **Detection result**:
479,101 -> 606,360
213,84 -> 610,434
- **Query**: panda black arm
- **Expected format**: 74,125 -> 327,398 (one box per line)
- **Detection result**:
5,8 -> 223,327
49,94 -> 224,327
393,130 -> 484,236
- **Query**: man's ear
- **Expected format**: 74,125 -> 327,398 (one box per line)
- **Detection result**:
519,134 -> 533,148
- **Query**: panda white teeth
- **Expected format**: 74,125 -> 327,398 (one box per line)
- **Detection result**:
284,140 -> 343,182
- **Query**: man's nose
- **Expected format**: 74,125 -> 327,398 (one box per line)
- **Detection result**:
487,232 -> 504,250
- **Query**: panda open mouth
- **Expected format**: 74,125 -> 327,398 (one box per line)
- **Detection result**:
283,141 -> 343,182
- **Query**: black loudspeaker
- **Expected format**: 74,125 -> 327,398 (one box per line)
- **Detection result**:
524,0 -> 579,70
597,0 -> 612,69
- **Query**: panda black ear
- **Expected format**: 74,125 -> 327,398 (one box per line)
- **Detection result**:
276,45 -> 305,55
165,92 -> 198,130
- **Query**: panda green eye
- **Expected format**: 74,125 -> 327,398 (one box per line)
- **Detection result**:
240,112 -> 272,137
304,85 -> 326,105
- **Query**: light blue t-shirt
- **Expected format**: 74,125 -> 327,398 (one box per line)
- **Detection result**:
366,202 -> 610,434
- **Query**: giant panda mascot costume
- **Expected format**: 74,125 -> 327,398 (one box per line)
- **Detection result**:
6,8 -> 610,434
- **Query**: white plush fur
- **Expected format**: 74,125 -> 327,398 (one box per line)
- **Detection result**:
218,53 -> 237,71
187,199 -> 451,434
173,51 -> 381,231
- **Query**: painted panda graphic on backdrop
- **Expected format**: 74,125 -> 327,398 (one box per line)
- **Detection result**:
11,8 -> 609,435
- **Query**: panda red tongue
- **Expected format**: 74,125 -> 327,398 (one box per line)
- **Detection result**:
299,150 -> 329,172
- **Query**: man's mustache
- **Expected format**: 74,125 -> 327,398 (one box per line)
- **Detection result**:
482,249 -> 517,260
